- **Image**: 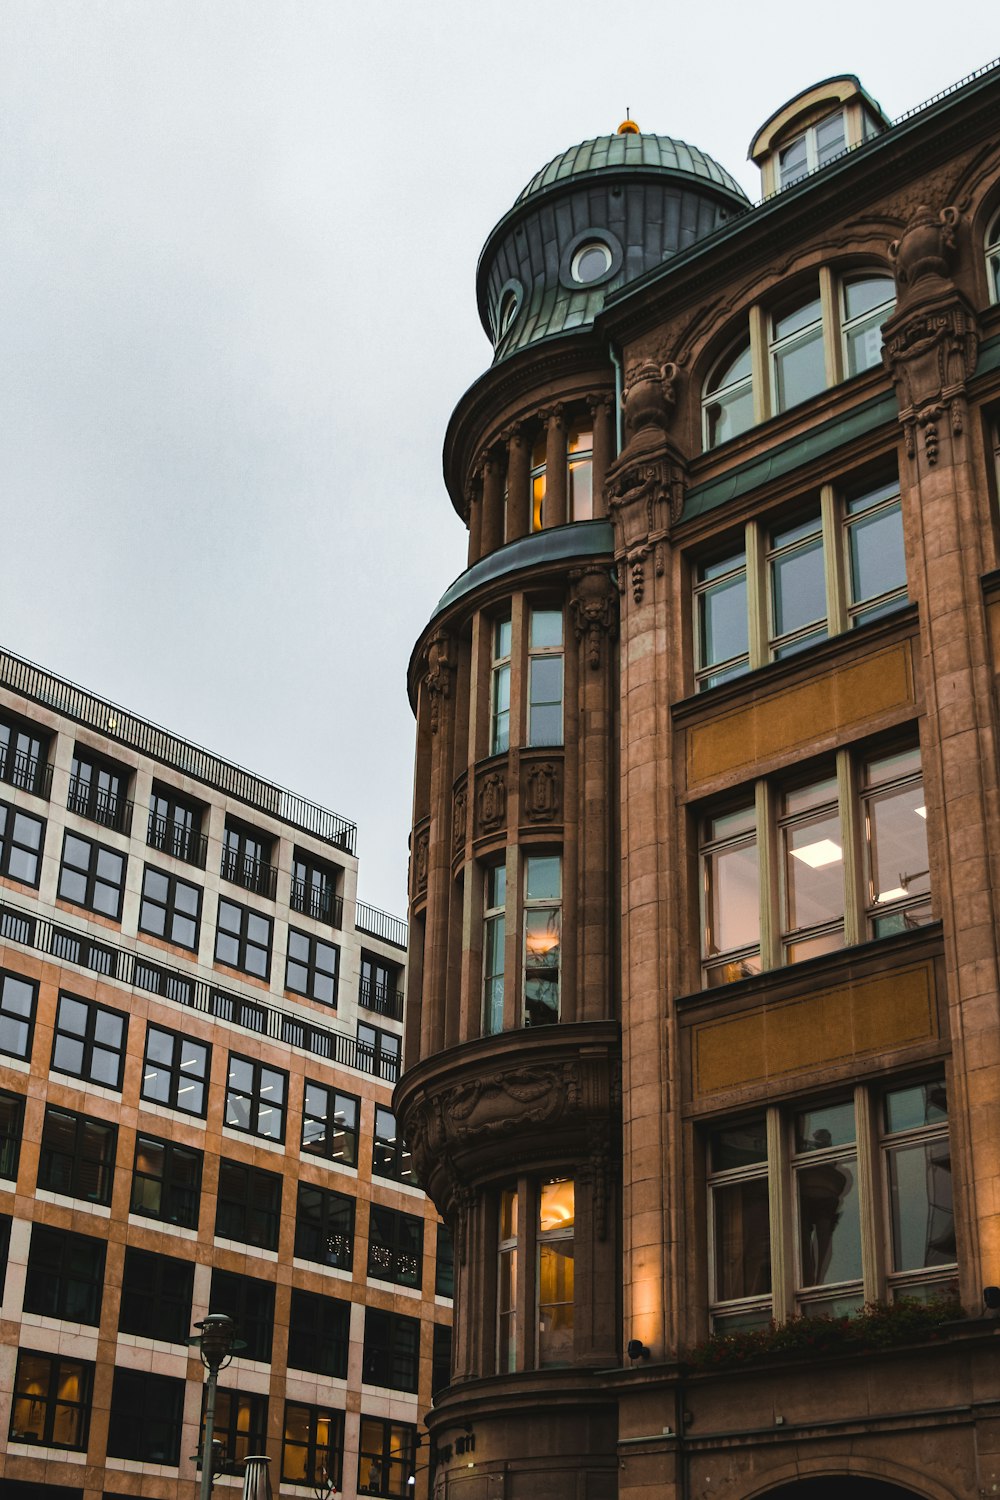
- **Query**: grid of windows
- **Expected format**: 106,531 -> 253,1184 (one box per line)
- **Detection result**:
0,799 -> 44,886
225,1053 -> 287,1140
131,1134 -> 202,1227
302,1081 -> 359,1166
9,1350 -> 92,1450
107,1369 -> 185,1464
357,1418 -> 416,1500
38,1105 -> 117,1204
372,1106 -> 416,1184
287,1288 -> 350,1378
286,928 -> 338,1005
283,1403 -> 345,1489
24,1225 -> 106,1325
141,1024 -> 210,1115
57,831 -> 126,919
215,897 -> 272,979
700,744 -> 931,986
295,1181 -> 355,1270
139,864 -> 202,949
362,1308 -> 420,1392
0,968 -> 36,1061
209,1268 -> 275,1361
52,992 -> 127,1089
708,1077 -> 955,1329
367,1204 -> 423,1287
216,1159 -> 282,1250
118,1247 -> 194,1343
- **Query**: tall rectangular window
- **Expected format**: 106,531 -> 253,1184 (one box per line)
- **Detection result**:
436,1222 -> 455,1299
295,1182 -> 355,1271
283,1403 -> 345,1488
537,1178 -> 574,1368
490,618 -> 512,755
139,865 -> 202,949
215,1159 -> 282,1250
0,1088 -> 25,1181
357,1417 -> 415,1500
24,1225 -> 106,1324
845,477 -> 907,626
301,1081 -> 359,1166
286,929 -> 338,1006
769,289 -> 825,411
118,1247 -> 194,1343
359,952 -> 401,1017
367,1204 -> 423,1288
567,426 -> 594,521
530,434 -> 547,531
147,784 -> 205,867
38,1105 -> 116,1205
523,854 -> 561,1027
225,1053 -> 287,1141
0,969 -> 37,1062
695,549 -> 749,691
221,820 -> 276,898
287,1288 -> 350,1378
497,1187 -> 518,1373
131,1134 -> 202,1227
701,804 -> 762,986
373,1106 -> 416,1184
708,1115 -> 772,1330
0,712 -> 49,797
780,774 -> 845,964
291,851 -> 341,925
768,510 -> 827,658
57,831 -> 125,919
362,1309 -> 419,1392
52,993 -> 127,1089
527,609 -> 563,747
357,1023 -> 400,1082
207,1389 -> 268,1474
483,863 -> 506,1036
215,898 -> 272,979
68,749 -> 130,832
107,1369 -> 185,1464
0,800 -> 44,886
9,1351 -> 92,1450
209,1269 -> 275,1361
863,747 -> 931,936
141,1024 -> 210,1115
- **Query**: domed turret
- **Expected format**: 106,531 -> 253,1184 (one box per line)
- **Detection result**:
478,123 -> 749,361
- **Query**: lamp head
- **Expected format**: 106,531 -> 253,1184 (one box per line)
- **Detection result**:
195,1312 -> 236,1371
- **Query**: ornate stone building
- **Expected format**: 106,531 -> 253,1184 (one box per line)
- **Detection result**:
398,60 -> 1000,1500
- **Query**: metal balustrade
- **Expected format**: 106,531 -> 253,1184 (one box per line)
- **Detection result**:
358,976 -> 405,1022
66,776 -> 134,834
290,879 -> 344,928
0,896 -> 396,1082
0,749 -> 53,800
220,850 -> 279,900
146,812 -> 209,869
355,901 -> 408,950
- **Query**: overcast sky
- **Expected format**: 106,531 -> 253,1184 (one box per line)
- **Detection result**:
0,3 -> 990,913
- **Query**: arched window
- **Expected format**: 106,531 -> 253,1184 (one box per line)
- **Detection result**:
841,272 -> 895,376
703,336 -> 754,449
986,207 -> 1000,304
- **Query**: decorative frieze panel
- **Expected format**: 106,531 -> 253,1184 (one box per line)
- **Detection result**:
523,760 -> 560,823
476,769 -> 507,834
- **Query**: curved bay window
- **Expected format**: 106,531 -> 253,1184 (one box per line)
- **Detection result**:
703,337 -> 754,449
531,434 -> 547,531
537,1177 -> 575,1367
494,1177 -> 576,1372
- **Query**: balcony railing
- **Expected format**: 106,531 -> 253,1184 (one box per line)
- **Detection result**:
0,749 -> 52,800
358,976 -> 405,1022
66,777 -> 134,834
355,901 -> 408,950
290,879 -> 344,928
146,812 -> 209,869
0,894 -> 397,1082
220,850 -> 279,901
0,644 -> 358,854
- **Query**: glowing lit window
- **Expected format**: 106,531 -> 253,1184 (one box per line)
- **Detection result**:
568,426 -> 594,520
523,854 -> 561,1026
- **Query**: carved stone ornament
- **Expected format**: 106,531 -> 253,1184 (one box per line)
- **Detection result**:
414,828 -> 429,894
452,784 -> 468,854
446,1064 -> 573,1141
604,357 -> 688,599
477,771 -> 506,832
622,358 -> 678,441
883,204 -> 979,469
569,565 -> 618,669
524,762 -> 559,823
424,630 -> 456,734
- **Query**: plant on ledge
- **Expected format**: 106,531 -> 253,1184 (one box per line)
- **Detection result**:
685,1292 -> 964,1370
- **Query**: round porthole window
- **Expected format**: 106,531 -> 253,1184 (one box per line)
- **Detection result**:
570,240 -> 613,284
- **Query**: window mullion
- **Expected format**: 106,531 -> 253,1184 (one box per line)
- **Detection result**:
746,521 -> 767,670
757,780 -> 779,971
819,264 -> 842,386
854,1084 -> 883,1303
821,483 -> 847,637
767,1106 -> 792,1322
749,305 -> 770,422
516,1179 -> 532,1371
838,749 -> 864,948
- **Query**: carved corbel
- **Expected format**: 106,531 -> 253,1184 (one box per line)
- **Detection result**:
883,204 -> 980,468
569,565 -> 618,669
424,630 -> 456,734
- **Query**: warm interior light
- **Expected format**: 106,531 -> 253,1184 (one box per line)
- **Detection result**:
526,931 -> 559,955
790,838 -> 842,869
539,1178 -> 575,1231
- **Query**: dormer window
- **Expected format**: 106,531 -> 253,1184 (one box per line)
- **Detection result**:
779,109 -> 846,189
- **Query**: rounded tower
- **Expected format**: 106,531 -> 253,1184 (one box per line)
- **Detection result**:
396,124 -> 747,1498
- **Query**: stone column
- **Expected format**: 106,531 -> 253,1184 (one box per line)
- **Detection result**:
590,394 -> 615,518
883,203 -> 998,1298
480,450 -> 504,556
466,476 -> 483,567
544,405 -> 568,528
505,424 -> 530,541
420,631 -> 457,1056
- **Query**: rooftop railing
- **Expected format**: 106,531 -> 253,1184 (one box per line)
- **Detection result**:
355,901 -> 408,951
0,645 -> 357,856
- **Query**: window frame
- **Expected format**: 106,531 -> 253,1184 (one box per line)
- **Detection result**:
286,927 -> 339,1006
107,1368 -> 185,1465
9,1349 -> 92,1451
294,1180 -> 355,1271
372,1105 -> 417,1185
777,107 -> 847,189
367,1203 -> 424,1288
523,852 -> 562,1027
287,1288 -> 350,1379
291,850 -> 342,926
51,990 -> 128,1090
221,818 -> 276,898
0,1087 -> 25,1181
282,1402 -> 345,1489
38,1104 -> 117,1205
0,711 -> 50,798
490,617 -> 512,755
301,1080 -> 359,1167
987,205 -> 1000,304
147,783 -> 206,868
118,1245 -> 194,1344
215,897 -> 273,980
361,1308 -> 420,1392
131,1132 -> 202,1228
527,608 -> 564,748
141,1023 -> 210,1116
209,1267 -> 275,1362
224,1052 -> 287,1141
57,828 -> 126,920
0,968 -> 38,1062
206,1388 -> 268,1475
139,863 -> 202,950
67,746 -> 132,833
0,798 -> 45,887
357,1417 -> 416,1500
357,1022 -> 401,1082
215,1157 -> 282,1251
24,1223 -> 107,1325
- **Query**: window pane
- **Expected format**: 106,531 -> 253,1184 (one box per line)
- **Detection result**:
713,1178 -> 771,1301
867,779 -> 929,907
774,327 -> 825,410
710,1117 -> 767,1172
884,1078 -> 947,1133
706,838 -> 759,955
797,1152 -> 862,1287
771,534 -> 825,639
795,1101 -> 855,1151
887,1138 -> 955,1270
849,503 -> 906,607
530,611 -> 562,649
526,856 -> 560,901
699,568 -> 748,669
784,809 -> 844,933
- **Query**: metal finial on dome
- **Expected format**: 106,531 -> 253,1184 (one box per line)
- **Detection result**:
618,111 -> 640,135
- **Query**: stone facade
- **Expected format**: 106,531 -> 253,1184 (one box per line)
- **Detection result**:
398,65 -> 1000,1500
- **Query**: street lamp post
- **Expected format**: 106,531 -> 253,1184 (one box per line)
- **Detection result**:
192,1313 -> 236,1500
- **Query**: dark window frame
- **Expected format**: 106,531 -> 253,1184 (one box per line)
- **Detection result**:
38,1104 -> 117,1205
286,927 -> 339,1006
57,828 -> 126,920
362,1308 -> 420,1391
209,1268 -> 275,1362
0,1087 -> 23,1181
359,951 -> 403,1018
67,746 -> 132,833
141,1023 -> 210,1116
294,1180 -> 355,1271
51,990 -> 128,1090
202,1388 -> 268,1474
131,1132 -> 202,1228
118,1246 -> 195,1344
357,1022 -> 401,1082
221,819 -> 277,899
107,1367 -> 185,1464
224,1052 -> 287,1142
358,1416 -> 417,1499
9,1349 -> 93,1450
215,1158 -> 282,1251
147,783 -> 207,868
435,1222 -> 455,1299
367,1203 -> 424,1288
302,1080 -> 359,1167
0,797 -> 45,887
290,850 -> 342,926
432,1321 -> 453,1396
372,1105 -> 416,1185
0,968 -> 36,1062
139,863 -> 203,950
24,1223 -> 107,1325
0,710 -> 51,797
215,896 -> 273,979
282,1401 -> 345,1489
287,1287 -> 350,1378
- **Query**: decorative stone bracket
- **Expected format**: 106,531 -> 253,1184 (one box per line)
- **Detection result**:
569,565 -> 618,670
424,630 -> 456,734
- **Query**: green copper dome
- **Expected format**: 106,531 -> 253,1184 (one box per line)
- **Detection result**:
514,132 -> 748,208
